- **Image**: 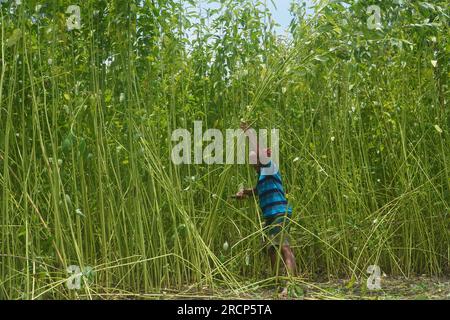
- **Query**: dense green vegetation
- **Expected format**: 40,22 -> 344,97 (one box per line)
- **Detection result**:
0,0 -> 449,299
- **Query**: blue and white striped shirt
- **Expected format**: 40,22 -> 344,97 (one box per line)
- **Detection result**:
256,162 -> 292,219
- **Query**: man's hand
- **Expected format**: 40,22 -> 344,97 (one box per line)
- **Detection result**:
232,188 -> 256,200
240,120 -> 251,133
233,190 -> 247,200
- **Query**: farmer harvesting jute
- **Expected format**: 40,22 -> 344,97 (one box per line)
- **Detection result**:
233,123 -> 297,283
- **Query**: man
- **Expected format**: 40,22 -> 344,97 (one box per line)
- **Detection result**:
234,123 -> 297,282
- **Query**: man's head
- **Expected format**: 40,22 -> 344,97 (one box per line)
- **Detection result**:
249,148 -> 272,172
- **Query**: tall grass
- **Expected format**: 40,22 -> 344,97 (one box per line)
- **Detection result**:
0,0 -> 449,299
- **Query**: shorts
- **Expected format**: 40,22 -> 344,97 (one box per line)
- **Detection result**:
264,214 -> 291,247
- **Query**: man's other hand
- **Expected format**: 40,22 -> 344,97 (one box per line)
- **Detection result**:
233,190 -> 247,200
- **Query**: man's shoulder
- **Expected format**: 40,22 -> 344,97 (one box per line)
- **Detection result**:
260,161 -> 280,177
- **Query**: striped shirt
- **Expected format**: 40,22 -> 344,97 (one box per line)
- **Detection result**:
256,162 -> 292,219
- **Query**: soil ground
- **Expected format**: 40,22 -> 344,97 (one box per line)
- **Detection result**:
83,277 -> 450,300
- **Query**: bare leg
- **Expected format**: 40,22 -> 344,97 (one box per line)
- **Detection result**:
281,244 -> 297,276
268,245 -> 296,276
268,246 -> 276,270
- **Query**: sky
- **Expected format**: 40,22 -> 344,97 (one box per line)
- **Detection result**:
196,0 -> 315,35
267,0 -> 314,33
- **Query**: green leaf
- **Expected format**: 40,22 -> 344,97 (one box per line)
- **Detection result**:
6,29 -> 22,47
82,266 -> 95,284
434,125 -> 443,134
62,136 -> 73,153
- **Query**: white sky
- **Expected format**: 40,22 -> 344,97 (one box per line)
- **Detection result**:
268,0 -> 314,33
195,0 -> 315,34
